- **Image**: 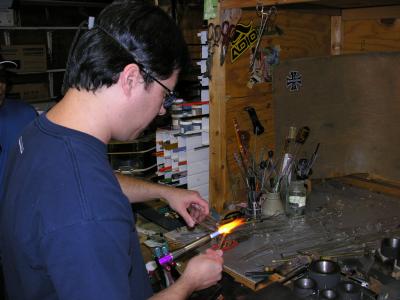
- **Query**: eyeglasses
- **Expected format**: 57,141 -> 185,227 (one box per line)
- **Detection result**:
146,73 -> 177,109
96,25 -> 177,109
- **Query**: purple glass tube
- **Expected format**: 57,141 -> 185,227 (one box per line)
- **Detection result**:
158,253 -> 174,265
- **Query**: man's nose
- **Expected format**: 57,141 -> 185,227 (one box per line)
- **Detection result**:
158,105 -> 166,116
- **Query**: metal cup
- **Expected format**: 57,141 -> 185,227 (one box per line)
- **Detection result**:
293,277 -> 317,299
308,259 -> 341,290
337,281 -> 361,300
381,237 -> 400,260
320,289 -> 339,299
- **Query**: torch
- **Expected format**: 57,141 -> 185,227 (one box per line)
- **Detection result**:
158,218 -> 244,266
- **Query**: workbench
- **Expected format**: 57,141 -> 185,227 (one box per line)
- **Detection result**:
219,179 -> 400,294
136,179 -> 400,298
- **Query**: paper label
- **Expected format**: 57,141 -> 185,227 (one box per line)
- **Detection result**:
289,196 -> 306,207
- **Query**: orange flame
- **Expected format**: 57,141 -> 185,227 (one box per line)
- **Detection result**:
217,218 -> 245,235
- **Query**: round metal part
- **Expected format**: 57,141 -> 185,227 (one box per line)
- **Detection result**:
381,237 -> 400,259
308,259 -> 341,290
320,289 -> 338,299
337,281 -> 361,300
293,277 -> 317,299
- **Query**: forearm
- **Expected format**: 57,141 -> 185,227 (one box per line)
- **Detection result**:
116,174 -> 175,203
148,277 -> 193,300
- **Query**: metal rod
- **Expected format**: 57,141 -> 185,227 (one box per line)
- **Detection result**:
158,232 -> 219,265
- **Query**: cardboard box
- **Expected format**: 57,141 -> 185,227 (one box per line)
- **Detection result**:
8,83 -> 49,102
0,9 -> 16,26
1,45 -> 47,72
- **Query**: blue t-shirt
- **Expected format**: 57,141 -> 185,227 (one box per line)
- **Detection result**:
0,98 -> 37,192
0,114 -> 153,300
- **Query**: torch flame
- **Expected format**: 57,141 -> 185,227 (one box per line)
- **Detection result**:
217,218 -> 245,235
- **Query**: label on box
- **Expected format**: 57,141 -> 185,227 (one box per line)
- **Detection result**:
1,45 -> 47,72
0,9 -> 15,26
8,83 -> 49,102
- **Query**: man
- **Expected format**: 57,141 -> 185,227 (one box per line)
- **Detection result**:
0,58 -> 37,191
0,2 -> 223,300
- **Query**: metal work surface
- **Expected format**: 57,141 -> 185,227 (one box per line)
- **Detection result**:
223,180 -> 400,287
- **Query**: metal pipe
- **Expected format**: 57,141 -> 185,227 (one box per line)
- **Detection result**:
158,231 -> 221,266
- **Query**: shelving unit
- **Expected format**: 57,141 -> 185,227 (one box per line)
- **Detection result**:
155,29 -> 211,200
0,25 -> 82,110
108,134 -> 157,179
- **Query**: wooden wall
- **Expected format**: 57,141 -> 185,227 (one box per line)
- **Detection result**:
209,9 -> 331,212
340,6 -> 400,53
209,4 -> 400,212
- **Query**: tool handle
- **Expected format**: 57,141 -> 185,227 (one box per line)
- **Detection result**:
244,106 -> 264,135
245,271 -> 271,278
305,143 -> 320,175
233,118 -> 249,167
295,126 -> 310,145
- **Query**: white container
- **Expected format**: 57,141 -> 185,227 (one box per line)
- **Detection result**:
192,119 -> 202,131
192,105 -> 202,116
180,120 -> 193,133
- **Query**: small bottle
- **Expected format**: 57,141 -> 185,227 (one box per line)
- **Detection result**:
145,261 -> 162,292
286,180 -> 307,216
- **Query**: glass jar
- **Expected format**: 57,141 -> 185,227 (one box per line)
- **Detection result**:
286,180 -> 307,216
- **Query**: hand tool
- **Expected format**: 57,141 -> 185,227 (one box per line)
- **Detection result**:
249,5 -> 277,70
295,126 -> 310,145
220,20 -> 236,66
244,106 -> 265,175
244,106 -> 264,136
296,158 -> 309,179
158,219 -> 244,266
278,264 -> 309,285
205,23 -> 221,79
266,150 -> 277,177
233,118 -> 250,169
260,150 -> 278,190
245,271 -> 273,278
283,126 -> 297,153
267,150 -> 274,166
292,126 -> 311,159
305,143 -> 320,176
273,153 -> 293,193
259,160 -> 268,191
233,152 -> 249,187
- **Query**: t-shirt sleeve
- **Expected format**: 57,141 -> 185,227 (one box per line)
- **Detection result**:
40,220 -> 134,300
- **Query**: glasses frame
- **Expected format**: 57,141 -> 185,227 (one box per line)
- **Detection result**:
146,73 -> 177,109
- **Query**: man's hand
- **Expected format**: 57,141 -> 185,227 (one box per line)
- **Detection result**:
179,248 -> 224,292
116,174 -> 210,227
149,249 -> 224,300
163,188 -> 209,227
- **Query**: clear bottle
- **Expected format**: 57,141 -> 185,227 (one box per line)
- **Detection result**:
286,180 -> 307,216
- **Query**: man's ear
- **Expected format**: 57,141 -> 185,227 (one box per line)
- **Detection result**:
119,63 -> 142,97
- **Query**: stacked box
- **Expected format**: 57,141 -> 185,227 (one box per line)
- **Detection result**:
156,30 -> 210,200
0,45 -> 47,73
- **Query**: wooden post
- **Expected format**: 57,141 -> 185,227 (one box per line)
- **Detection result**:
209,3 -> 227,212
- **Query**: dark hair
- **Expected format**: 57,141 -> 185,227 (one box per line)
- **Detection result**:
62,0 -> 189,93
